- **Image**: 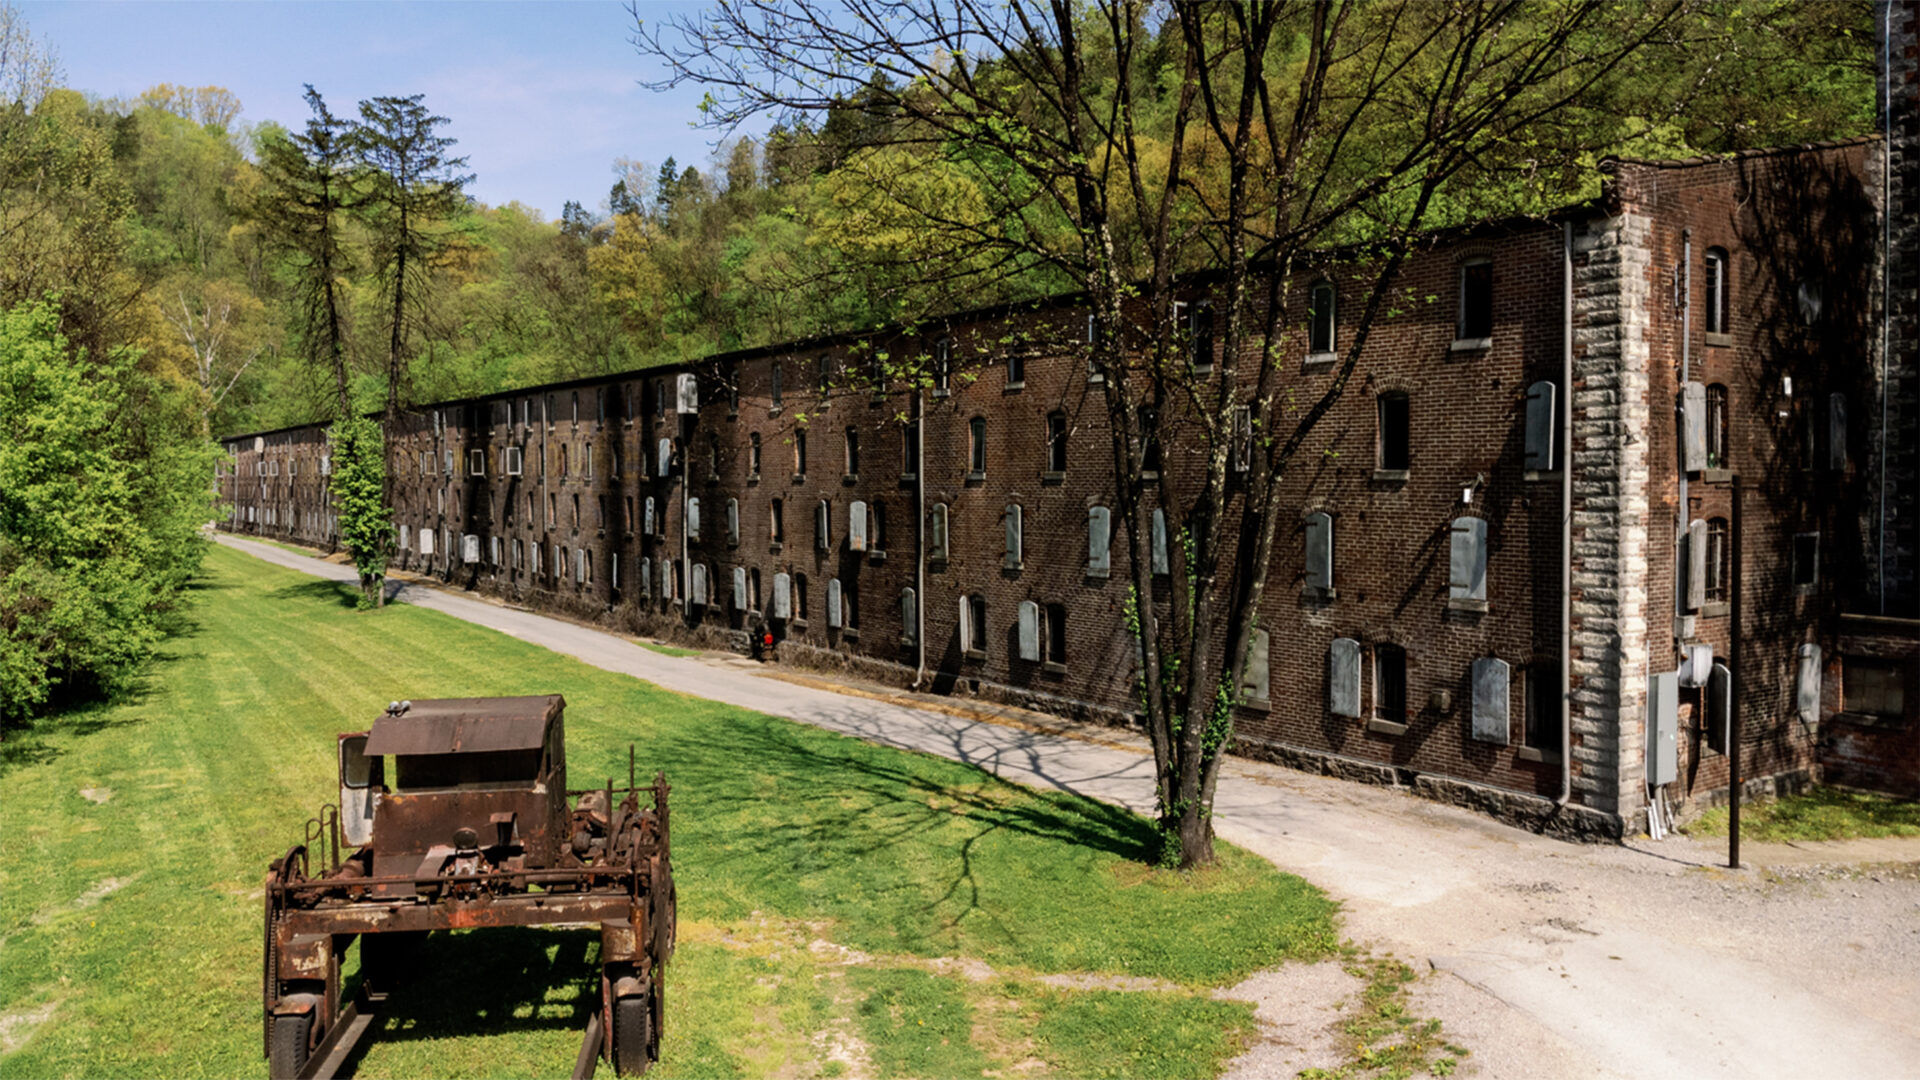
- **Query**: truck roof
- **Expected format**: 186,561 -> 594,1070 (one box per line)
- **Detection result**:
364,695 -> 563,756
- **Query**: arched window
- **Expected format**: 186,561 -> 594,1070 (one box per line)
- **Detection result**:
968,417 -> 987,477
793,430 -> 807,476
1706,384 -> 1729,469
1308,280 -> 1336,355
727,498 -> 739,546
749,432 -> 762,476
816,499 -> 831,550
1377,392 -> 1410,472
769,498 -> 784,544
844,427 -> 860,477
1704,247 -> 1730,335
687,497 -> 701,541
933,337 -> 952,396
1705,518 -> 1731,604
1046,412 -> 1068,473
1004,504 -> 1023,569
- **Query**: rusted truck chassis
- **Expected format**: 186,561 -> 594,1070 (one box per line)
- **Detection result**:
262,696 -> 675,1078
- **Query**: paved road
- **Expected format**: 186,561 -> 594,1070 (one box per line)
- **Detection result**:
220,536 -> 1920,1080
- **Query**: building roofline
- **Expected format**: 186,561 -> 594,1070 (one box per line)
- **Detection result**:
1597,133 -> 1880,172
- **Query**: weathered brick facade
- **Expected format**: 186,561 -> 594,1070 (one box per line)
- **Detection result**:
220,137 -> 1915,835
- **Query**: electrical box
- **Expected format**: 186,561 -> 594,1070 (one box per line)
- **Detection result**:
1646,671 -> 1679,786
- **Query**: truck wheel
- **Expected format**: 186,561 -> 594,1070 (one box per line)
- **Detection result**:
611,994 -> 652,1076
268,1012 -> 313,1080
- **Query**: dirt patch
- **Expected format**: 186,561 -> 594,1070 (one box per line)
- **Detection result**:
78,787 -> 112,804
1216,960 -> 1361,1080
0,1001 -> 58,1054
29,875 -> 136,926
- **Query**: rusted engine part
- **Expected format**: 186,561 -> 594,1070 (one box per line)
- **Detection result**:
262,696 -> 674,1079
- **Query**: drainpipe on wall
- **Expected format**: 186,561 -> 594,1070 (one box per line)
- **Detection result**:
680,405 -> 690,618
1880,0 -> 1894,616
912,388 -> 928,690
1560,220 -> 1575,805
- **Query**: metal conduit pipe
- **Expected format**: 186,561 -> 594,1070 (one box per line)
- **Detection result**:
1560,220 -> 1574,805
913,387 -> 928,690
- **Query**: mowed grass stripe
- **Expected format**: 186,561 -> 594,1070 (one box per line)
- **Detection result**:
0,545 -> 1337,1079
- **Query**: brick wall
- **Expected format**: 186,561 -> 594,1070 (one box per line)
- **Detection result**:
218,139 -> 1909,834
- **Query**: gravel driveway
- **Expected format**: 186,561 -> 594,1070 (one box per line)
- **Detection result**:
220,536 -> 1920,1079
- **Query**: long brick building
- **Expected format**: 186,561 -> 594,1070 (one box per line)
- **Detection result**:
218,128 -> 1918,837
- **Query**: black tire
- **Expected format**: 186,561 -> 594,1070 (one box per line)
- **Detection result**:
611,994 -> 653,1076
269,1012 -> 313,1080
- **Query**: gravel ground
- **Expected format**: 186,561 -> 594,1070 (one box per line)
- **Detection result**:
222,536 -> 1920,1080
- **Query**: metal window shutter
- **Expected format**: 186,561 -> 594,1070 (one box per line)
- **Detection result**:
1151,509 -> 1169,575
817,500 -> 830,548
1005,504 -> 1022,567
1305,512 -> 1333,590
688,498 -> 701,540
1682,381 -> 1707,471
1686,519 -> 1707,610
957,595 -> 971,649
728,498 -> 739,543
1471,657 -> 1510,743
1088,506 -> 1110,575
1241,629 -> 1271,702
827,579 -> 843,628
1017,600 -> 1040,661
733,567 -> 747,610
1796,643 -> 1821,724
932,504 -> 949,560
1524,381 -> 1556,470
658,437 -> 672,476
900,587 -> 916,644
1449,518 -> 1487,601
773,573 -> 791,619
849,500 -> 868,551
1329,638 -> 1361,717
691,563 -> 707,604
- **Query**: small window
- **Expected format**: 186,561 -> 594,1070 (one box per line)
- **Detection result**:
1329,637 -> 1361,717
1373,644 -> 1407,726
902,424 -> 918,477
816,499 -> 831,550
1043,603 -> 1067,667
817,354 -> 833,393
933,338 -> 951,396
1457,257 -> 1493,341
1141,406 -> 1161,474
968,417 -> 987,477
794,431 -> 808,476
869,502 -> 887,552
1842,656 -> 1906,719
773,571 -> 791,619
845,427 -> 860,477
827,578 -> 843,627
505,447 -> 524,475
795,573 -> 809,620
1007,351 -> 1026,388
1704,518 -> 1730,605
966,595 -> 987,654
570,391 -> 580,425
732,566 -> 748,611
727,498 -> 740,545
771,362 -> 783,408
1017,600 -> 1040,661
1188,302 -> 1214,371
1705,385 -> 1729,469
1308,280 -> 1336,355
748,432 -> 762,477
749,567 -> 760,611
1524,662 -> 1561,754
1046,412 -> 1068,474
844,578 -> 860,629
1524,381 -> 1557,471
1704,247 -> 1729,335
770,498 -> 785,544
1377,393 -> 1410,472
1004,504 -> 1023,569
1792,531 -> 1819,591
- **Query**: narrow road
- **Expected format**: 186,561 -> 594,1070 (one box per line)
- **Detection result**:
220,536 -> 1920,1080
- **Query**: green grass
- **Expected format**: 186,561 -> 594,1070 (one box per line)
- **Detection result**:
0,544 -> 1338,1078
1685,787 -> 1920,843
634,639 -> 702,658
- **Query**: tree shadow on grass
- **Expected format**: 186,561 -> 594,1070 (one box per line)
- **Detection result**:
0,704 -> 150,777
269,578 -> 365,611
336,927 -> 600,1076
646,715 -> 1160,940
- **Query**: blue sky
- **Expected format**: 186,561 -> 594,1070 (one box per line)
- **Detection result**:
20,0 -> 757,221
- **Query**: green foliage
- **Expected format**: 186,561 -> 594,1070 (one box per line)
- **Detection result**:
1300,950 -> 1463,1080
326,415 -> 389,606
0,302 -> 213,723
1028,987 -> 1257,1080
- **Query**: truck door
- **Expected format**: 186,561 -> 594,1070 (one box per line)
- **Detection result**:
338,732 -> 383,847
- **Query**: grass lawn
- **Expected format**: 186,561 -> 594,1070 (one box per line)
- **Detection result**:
1685,786 -> 1920,843
0,544 -> 1339,1079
